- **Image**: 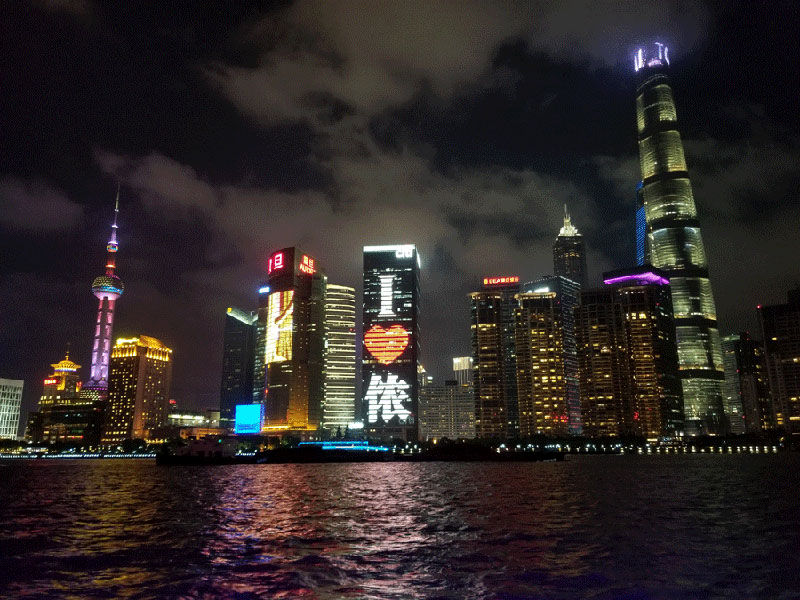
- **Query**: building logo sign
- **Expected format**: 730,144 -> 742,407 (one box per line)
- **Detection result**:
365,374 -> 412,424
364,324 -> 409,365
483,276 -> 520,286
298,254 -> 316,275
267,251 -> 285,274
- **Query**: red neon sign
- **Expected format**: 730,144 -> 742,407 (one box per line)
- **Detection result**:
43,378 -> 58,385
298,254 -> 316,275
364,324 -> 410,365
483,276 -> 520,286
268,251 -> 285,274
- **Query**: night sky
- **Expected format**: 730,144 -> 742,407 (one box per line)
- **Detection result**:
2,1 -> 799,422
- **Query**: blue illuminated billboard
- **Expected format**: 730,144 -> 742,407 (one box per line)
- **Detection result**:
234,404 -> 263,434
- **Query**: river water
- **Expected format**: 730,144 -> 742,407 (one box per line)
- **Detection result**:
1,455 -> 798,599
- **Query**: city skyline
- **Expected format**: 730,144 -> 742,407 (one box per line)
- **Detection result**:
2,3 -> 800,421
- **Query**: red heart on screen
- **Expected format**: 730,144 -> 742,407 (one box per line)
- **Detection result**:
364,324 -> 410,365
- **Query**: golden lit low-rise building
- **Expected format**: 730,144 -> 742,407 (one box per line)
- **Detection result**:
101,336 -> 173,445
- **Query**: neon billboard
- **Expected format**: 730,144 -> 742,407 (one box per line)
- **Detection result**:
298,254 -> 316,275
265,290 -> 294,364
364,374 -> 412,423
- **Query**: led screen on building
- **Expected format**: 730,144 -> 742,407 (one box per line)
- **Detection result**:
362,245 -> 420,438
265,290 -> 294,364
234,403 -> 263,434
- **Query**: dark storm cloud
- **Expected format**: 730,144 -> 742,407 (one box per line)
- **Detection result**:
2,0 -> 799,420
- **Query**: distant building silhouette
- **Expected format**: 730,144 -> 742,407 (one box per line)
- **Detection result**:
553,205 -> 587,287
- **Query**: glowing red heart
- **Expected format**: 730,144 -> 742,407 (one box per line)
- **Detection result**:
364,324 -> 410,365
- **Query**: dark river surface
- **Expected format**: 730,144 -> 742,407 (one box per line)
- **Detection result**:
1,455 -> 798,599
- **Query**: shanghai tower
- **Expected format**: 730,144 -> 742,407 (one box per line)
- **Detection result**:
83,189 -> 124,401
634,43 -> 724,435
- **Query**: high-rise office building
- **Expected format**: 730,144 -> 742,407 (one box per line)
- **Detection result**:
759,291 -> 800,437
419,380 -> 476,441
470,276 -> 520,439
219,307 -> 257,428
634,42 -> 725,435
252,283 -> 270,404
102,336 -> 173,444
31,352 -> 105,446
323,284 -> 356,433
362,245 -> 420,441
83,190 -> 124,402
576,268 -> 683,440
263,248 -> 326,431
0,379 -> 23,439
452,356 -> 473,386
515,276 -> 581,436
722,332 -> 774,435
553,206 -> 587,287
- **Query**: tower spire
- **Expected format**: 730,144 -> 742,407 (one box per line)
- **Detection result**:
558,203 -> 580,237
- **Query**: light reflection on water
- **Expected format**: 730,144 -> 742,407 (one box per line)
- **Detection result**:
1,456 -> 799,599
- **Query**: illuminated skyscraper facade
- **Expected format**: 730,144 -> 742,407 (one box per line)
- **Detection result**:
634,42 -> 724,435
84,190 -> 124,401
323,284 -> 356,433
264,248 -> 326,431
635,181 -> 650,266
419,380 -> 476,441
515,276 -> 581,436
219,307 -> 257,428
722,332 -> 774,435
102,336 -> 173,444
31,352 -> 105,446
576,268 -> 683,440
0,379 -> 24,440
470,276 -> 520,439
362,245 -> 420,441
553,206 -> 587,287
759,291 -> 800,437
252,283 -> 270,404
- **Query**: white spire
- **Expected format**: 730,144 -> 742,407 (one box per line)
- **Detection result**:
558,203 -> 580,237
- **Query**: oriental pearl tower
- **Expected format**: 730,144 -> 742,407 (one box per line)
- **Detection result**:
83,188 -> 124,399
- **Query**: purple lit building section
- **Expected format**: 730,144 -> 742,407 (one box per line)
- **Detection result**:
604,271 -> 669,287
84,190 -> 124,396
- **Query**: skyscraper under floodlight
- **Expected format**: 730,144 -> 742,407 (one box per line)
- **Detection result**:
634,42 -> 725,435
83,188 -> 124,402
553,206 -> 587,287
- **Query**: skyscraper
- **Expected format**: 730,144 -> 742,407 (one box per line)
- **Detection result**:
576,268 -> 683,440
252,283 -> 270,404
553,206 -> 587,287
470,276 -> 520,439
515,276 -> 581,436
634,42 -> 725,435
83,189 -> 124,402
102,336 -> 173,444
759,291 -> 800,437
362,245 -> 420,441
0,379 -> 23,440
263,248 -> 326,432
323,284 -> 356,433
31,351 -> 105,446
419,380 -> 476,442
219,307 -> 257,428
722,332 -> 774,435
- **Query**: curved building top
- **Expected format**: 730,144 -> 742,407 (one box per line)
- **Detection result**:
634,42 -> 670,73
